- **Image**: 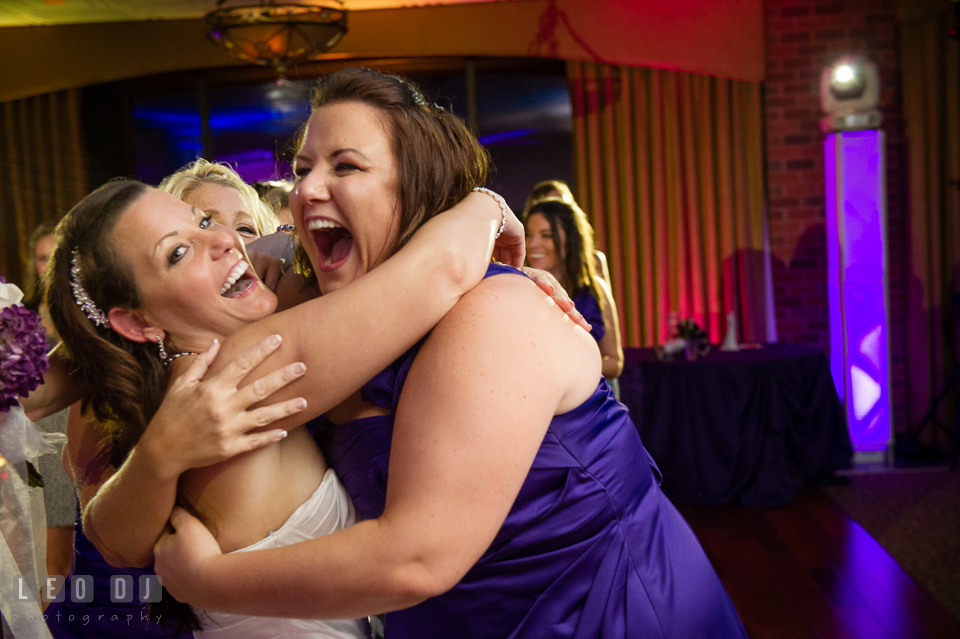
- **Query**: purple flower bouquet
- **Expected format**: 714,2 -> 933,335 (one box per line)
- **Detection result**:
0,278 -> 57,628
0,281 -> 49,412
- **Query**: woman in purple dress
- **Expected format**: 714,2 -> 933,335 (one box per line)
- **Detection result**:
523,197 -> 623,382
154,67 -> 746,638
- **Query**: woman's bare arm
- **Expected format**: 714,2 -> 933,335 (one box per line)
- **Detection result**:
204,190 -> 513,428
20,347 -> 84,422
153,274 -> 601,617
596,278 -> 623,379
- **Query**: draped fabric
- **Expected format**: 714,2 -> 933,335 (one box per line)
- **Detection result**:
567,62 -> 771,348
0,89 -> 87,295
619,344 -> 851,507
899,17 -> 960,432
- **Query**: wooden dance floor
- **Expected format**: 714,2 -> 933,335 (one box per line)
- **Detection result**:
680,488 -> 960,639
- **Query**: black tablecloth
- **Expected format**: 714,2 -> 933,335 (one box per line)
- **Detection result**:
619,343 -> 851,507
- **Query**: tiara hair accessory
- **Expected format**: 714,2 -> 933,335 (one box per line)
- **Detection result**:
70,249 -> 110,328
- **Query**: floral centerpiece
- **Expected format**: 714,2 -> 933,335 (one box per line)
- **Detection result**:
655,316 -> 711,362
674,318 -> 710,360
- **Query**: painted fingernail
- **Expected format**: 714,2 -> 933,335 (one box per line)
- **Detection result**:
212,338 -> 219,345
276,430 -> 289,440
294,398 -> 307,410
294,363 -> 306,374
269,334 -> 282,347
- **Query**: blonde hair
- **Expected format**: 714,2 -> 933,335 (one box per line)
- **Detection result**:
523,179 -> 575,217
159,159 -> 279,236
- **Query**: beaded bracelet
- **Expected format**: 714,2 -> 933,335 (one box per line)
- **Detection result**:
472,187 -> 508,239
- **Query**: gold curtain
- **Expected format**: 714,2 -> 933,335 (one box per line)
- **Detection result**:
900,17 -> 960,431
567,62 -> 769,347
0,89 -> 87,294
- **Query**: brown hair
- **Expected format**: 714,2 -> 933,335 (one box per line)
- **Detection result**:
46,179 -> 168,470
254,180 -> 294,213
523,197 -> 604,308
293,67 -> 490,279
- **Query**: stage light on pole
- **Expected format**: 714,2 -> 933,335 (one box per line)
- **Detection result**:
820,57 -> 882,133
821,55 -> 893,465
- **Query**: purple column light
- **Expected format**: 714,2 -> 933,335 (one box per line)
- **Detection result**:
825,130 -> 893,462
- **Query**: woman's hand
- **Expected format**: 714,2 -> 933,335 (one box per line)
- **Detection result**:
248,253 -> 286,292
138,335 -> 309,481
153,507 -> 223,605
247,231 -> 299,293
520,267 -> 591,333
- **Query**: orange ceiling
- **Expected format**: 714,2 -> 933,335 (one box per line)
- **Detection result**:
0,0 -> 517,27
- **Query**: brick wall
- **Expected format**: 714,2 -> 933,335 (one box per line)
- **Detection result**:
764,0 -> 908,428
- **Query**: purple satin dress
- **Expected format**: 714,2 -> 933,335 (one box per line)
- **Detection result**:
571,286 -> 605,345
314,264 -> 746,638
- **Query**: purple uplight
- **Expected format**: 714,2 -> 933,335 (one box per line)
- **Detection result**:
825,130 -> 893,459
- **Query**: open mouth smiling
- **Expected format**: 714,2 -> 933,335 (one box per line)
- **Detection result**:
307,218 -> 353,270
220,260 -> 257,298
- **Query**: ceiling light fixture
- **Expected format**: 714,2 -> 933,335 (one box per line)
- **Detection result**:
204,1 -> 348,79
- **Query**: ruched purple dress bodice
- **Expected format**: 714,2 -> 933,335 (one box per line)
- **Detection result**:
314,264 -> 746,638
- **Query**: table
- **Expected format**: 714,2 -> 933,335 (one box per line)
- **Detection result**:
619,343 -> 852,507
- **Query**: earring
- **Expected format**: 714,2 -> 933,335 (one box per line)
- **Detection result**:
156,335 -> 168,362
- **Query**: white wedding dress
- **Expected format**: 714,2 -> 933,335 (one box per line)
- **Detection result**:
194,468 -> 371,639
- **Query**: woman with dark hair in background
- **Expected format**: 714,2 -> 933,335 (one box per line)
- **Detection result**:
525,197 -> 624,382
523,178 -> 612,284
24,222 -> 58,336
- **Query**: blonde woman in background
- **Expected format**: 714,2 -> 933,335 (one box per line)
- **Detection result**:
159,159 -> 279,244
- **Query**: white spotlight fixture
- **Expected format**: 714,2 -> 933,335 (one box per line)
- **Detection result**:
820,57 -> 881,133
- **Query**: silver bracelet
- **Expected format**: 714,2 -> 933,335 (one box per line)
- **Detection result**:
472,187 -> 508,239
